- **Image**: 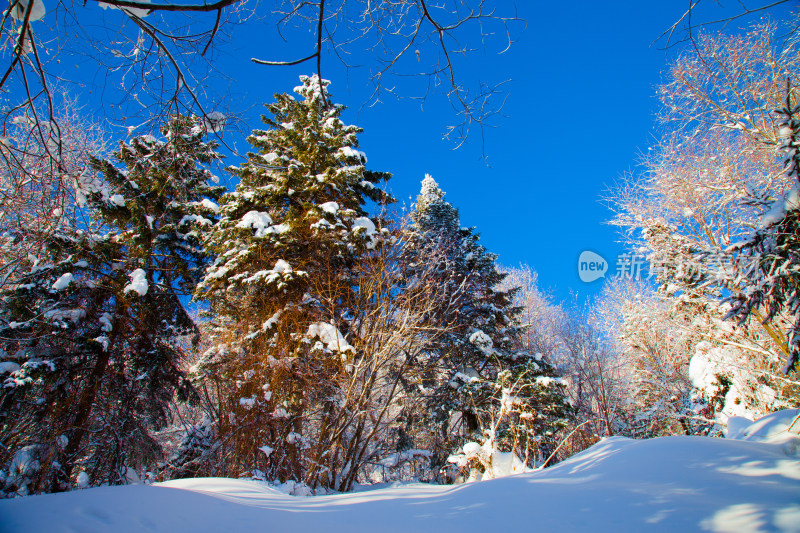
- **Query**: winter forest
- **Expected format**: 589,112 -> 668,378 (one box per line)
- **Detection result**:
0,0 -> 799,531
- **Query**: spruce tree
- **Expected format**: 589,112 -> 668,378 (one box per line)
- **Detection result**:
90,115 -> 225,297
404,176 -> 572,477
0,115 -> 222,495
194,75 -> 392,487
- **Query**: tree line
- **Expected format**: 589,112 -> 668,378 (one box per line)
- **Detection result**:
1,15 -> 799,499
0,75 -> 572,496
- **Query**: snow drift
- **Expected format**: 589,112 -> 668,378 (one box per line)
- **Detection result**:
1,411 -> 798,533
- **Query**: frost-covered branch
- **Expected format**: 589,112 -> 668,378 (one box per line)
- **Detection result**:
657,0 -> 795,49
725,80 -> 800,375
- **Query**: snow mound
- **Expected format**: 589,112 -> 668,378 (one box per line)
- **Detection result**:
726,409 -> 800,457
51,273 -> 73,291
2,428 -> 799,532
159,477 -> 285,497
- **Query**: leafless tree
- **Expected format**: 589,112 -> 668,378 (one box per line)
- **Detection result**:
608,18 -> 799,352
499,264 -> 563,360
658,0 -> 797,49
0,100 -> 107,290
594,279 -> 703,435
1,0 -> 521,156
607,19 -> 800,426
555,305 -> 628,438
300,218 -> 462,490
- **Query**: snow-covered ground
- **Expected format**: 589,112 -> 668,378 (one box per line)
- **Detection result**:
2,411 -> 798,533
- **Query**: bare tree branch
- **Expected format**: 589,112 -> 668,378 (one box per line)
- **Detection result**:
657,0 -> 794,49
89,0 -> 242,14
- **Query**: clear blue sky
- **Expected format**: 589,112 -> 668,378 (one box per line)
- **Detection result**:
27,0 -> 796,305
216,1 -> 688,305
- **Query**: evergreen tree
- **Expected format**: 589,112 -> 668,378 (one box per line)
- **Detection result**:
403,176 -> 572,477
90,115 -> 226,297
163,416 -> 218,479
193,75 -> 392,488
0,115 -> 222,495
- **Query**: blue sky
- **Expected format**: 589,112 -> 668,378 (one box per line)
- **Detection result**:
20,0 -> 795,305
231,1 -> 685,305
333,1 -> 793,305
193,1 -> 690,305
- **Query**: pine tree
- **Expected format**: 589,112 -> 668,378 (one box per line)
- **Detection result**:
193,75 -> 392,488
403,176 -> 572,478
163,416 -> 218,479
0,115 -> 222,495
90,115 -> 225,298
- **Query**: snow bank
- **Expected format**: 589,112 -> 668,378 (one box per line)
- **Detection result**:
726,409 -> 799,457
3,426 -> 799,532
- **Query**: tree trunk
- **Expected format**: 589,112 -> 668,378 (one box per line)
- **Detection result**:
60,344 -> 111,487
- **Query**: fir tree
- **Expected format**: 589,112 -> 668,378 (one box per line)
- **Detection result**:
163,416 -> 218,479
0,115 -> 222,495
193,75 -> 392,488
90,115 -> 225,296
404,176 -> 572,476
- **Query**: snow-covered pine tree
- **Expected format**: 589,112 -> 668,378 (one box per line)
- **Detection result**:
89,115 -> 225,297
403,176 -> 572,479
193,75 -> 392,488
163,416 -> 218,479
0,115 -> 222,496
405,175 -> 509,448
726,85 -> 800,376
445,354 -> 573,480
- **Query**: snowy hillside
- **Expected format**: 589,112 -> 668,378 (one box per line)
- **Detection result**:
2,411 -> 798,533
